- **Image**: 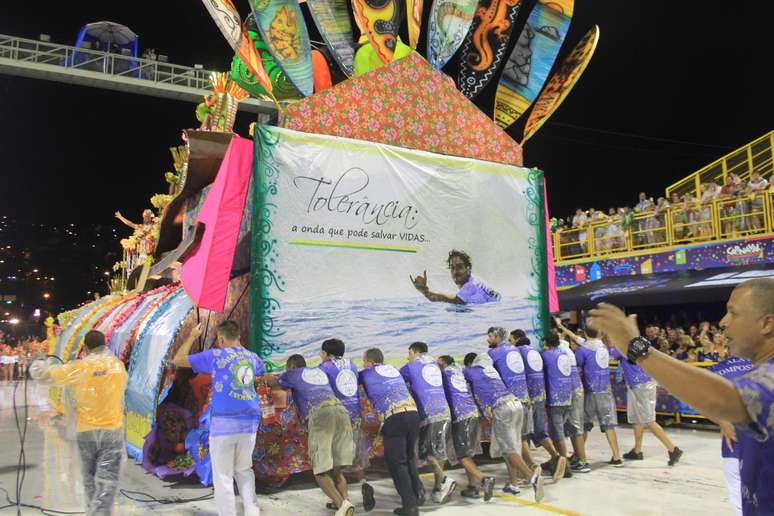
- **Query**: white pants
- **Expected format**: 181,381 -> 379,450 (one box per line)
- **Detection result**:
209,433 -> 260,516
723,457 -> 742,516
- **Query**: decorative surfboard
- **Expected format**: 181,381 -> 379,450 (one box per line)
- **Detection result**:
457,0 -> 524,99
306,0 -> 357,77
426,0 -> 479,69
494,0 -> 574,129
249,0 -> 314,97
351,0 -> 406,64
407,0 -> 424,49
522,24 -> 599,143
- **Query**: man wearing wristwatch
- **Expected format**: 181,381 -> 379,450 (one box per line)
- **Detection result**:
588,278 -> 774,516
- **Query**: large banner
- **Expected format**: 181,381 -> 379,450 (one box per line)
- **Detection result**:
250,126 -> 547,363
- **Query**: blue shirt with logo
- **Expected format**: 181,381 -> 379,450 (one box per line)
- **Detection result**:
189,346 -> 263,436
400,355 -> 451,423
488,344 -> 530,403
279,367 -> 340,421
320,358 -> 361,424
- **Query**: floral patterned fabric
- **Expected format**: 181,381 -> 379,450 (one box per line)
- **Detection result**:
282,53 -> 523,167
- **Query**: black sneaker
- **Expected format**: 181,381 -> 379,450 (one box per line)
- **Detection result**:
608,458 -> 624,467
668,446 -> 683,466
460,486 -> 481,499
393,508 -> 419,516
623,449 -> 644,460
481,476 -> 495,502
571,461 -> 591,473
362,482 -> 375,512
563,467 -> 573,478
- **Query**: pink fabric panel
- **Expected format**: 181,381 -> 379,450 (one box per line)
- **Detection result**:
181,136 -> 253,312
543,178 -> 559,312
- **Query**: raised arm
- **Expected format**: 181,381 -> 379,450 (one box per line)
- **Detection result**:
115,211 -> 139,230
172,323 -> 202,368
588,304 -> 750,424
410,270 -> 464,304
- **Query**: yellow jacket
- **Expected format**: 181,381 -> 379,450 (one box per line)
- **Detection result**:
49,348 -> 127,432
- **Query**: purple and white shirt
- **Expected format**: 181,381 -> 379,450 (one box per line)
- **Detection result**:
731,357 -> 774,515
517,344 -> 546,402
456,276 -> 500,304
320,358 -> 361,424
488,344 -> 530,403
400,355 -> 451,424
441,364 -> 479,422
359,363 -> 416,419
542,348 -> 572,407
559,340 -> 582,392
709,356 -> 753,459
463,355 -> 514,418
575,339 -> 610,393
279,367 -> 340,421
610,348 -> 653,388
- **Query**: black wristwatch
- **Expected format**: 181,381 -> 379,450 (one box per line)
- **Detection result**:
627,337 -> 651,364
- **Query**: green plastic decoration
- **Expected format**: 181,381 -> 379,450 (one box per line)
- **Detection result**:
353,36 -> 414,76
231,31 -> 302,100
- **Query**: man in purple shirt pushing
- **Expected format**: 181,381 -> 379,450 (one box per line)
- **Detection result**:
410,249 -> 500,304
588,278 -> 774,516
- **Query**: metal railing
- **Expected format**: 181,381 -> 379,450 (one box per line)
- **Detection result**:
553,192 -> 774,262
666,131 -> 774,201
0,33 -> 215,89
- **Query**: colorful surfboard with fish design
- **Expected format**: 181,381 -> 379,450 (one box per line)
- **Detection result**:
351,0 -> 406,64
306,0 -> 357,77
426,0 -> 479,69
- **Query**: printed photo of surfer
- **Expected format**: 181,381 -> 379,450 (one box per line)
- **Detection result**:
410,249 -> 501,304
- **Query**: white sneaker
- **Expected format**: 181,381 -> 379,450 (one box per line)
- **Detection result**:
244,505 -> 261,516
335,499 -> 354,516
434,477 -> 456,504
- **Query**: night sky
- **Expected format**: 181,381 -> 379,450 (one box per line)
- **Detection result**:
0,1 -> 771,310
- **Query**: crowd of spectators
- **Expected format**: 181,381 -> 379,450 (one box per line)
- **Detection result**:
552,171 -> 771,255
0,329 -> 46,381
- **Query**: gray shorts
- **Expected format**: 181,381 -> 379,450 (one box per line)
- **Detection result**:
529,399 -> 548,444
520,401 -> 534,437
419,419 -> 451,461
627,382 -> 657,425
490,398 -> 523,458
451,416 -> 482,460
547,405 -> 570,442
584,391 -> 617,432
308,404 -> 354,474
564,387 -> 585,437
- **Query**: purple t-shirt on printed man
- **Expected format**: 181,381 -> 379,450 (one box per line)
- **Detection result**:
456,276 -> 500,304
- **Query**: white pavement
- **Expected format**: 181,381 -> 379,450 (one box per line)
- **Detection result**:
0,381 -> 735,515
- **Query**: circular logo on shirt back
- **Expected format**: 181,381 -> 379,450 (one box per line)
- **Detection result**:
421,364 -> 443,387
335,369 -> 358,397
375,364 -> 400,378
235,364 -> 254,387
557,355 -> 571,377
506,351 -> 525,373
527,350 -> 543,371
483,366 -> 501,379
302,368 -> 329,386
450,372 -> 468,392
595,347 -> 610,369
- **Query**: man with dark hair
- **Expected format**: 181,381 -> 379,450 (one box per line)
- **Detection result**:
510,331 -> 566,482
173,321 -> 263,516
400,342 -> 456,504
437,356 -> 495,501
463,352 -> 478,367
274,354 -> 355,516
359,347 -> 422,516
410,249 -> 500,304
487,327 -> 536,474
319,338 -> 375,512
463,352 -> 544,501
31,329 -> 128,515
589,278 -> 774,515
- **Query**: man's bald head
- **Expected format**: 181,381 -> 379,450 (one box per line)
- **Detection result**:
734,278 -> 774,318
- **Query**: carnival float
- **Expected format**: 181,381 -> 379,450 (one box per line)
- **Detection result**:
47,0 -> 598,486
